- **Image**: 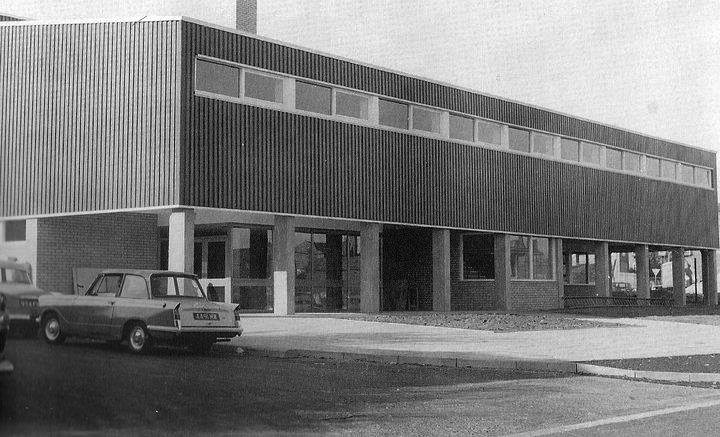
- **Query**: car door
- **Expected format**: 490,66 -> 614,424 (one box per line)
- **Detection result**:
74,273 -> 122,338
109,274 -> 158,340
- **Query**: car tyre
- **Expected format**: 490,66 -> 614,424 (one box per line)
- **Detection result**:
41,313 -> 66,345
127,324 -> 152,354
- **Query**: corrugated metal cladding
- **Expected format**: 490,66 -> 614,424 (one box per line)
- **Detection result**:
0,21 -> 182,217
183,100 -> 718,248
181,21 -> 715,168
181,21 -> 718,248
0,15 -> 24,22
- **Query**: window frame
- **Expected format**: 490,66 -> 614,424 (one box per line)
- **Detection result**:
294,80 -> 333,116
508,127 -> 531,153
378,98 -> 409,130
333,88 -> 370,121
410,105 -> 443,135
448,113 -> 475,142
194,58 -> 241,99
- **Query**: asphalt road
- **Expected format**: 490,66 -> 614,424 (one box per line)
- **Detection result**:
3,337 -> 720,436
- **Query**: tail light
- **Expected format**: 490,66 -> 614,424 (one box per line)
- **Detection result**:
234,305 -> 242,327
173,303 -> 182,328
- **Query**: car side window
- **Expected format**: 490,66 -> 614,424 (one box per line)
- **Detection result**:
88,274 -> 123,297
120,275 -> 148,299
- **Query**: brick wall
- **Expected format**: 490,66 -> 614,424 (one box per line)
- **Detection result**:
36,213 -> 158,294
449,231 -> 498,310
507,280 -> 561,311
564,284 -> 596,297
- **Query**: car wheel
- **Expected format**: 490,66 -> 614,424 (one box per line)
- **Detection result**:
127,324 -> 152,354
42,313 -> 66,345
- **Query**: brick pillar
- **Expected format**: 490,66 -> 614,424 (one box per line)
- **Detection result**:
360,223 -> 381,313
494,234 -> 511,310
672,247 -> 686,306
595,241 -> 610,297
272,216 -> 295,315
635,244 -> 650,299
168,208 -> 195,274
432,229 -> 451,311
702,250 -> 717,306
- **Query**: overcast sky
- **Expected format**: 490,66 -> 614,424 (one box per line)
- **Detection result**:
258,0 -> 720,158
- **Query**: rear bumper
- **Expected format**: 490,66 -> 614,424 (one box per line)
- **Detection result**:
147,325 -> 242,343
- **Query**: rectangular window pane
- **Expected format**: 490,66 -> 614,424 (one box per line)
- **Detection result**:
531,238 -> 552,280
587,254 -> 596,285
560,138 -> 579,161
412,106 -> 442,134
646,157 -> 660,177
378,99 -> 408,129
533,133 -> 555,156
295,81 -> 331,115
661,160 -> 676,180
477,120 -> 502,145
449,114 -> 474,141
509,235 -> 530,279
623,151 -> 641,173
696,168 -> 712,188
195,59 -> 240,97
606,148 -> 622,170
462,234 -> 495,280
508,128 -> 530,152
335,90 -> 368,119
234,229 -> 272,279
4,220 -> 25,242
244,71 -> 283,103
581,142 -> 602,165
679,164 -> 694,184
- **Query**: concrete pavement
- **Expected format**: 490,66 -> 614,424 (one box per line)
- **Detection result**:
232,314 -> 720,363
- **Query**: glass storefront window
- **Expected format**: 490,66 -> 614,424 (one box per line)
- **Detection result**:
567,253 -> 595,284
509,235 -> 530,279
531,238 -> 552,280
462,234 -> 494,280
233,229 -> 272,279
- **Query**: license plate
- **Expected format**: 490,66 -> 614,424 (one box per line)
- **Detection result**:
193,312 -> 219,321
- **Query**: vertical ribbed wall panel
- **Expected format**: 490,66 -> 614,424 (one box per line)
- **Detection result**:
181,22 -> 714,167
0,21 -> 181,216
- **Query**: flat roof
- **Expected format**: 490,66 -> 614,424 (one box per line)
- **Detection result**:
0,14 -> 714,156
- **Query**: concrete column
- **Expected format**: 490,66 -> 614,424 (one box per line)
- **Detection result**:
595,241 -> 610,297
702,250 -> 717,306
272,216 -> 295,315
635,244 -> 650,299
555,239 -> 564,304
672,247 -> 686,306
168,208 -> 195,273
360,223 -> 381,313
432,229 -> 451,311
494,234 -> 511,310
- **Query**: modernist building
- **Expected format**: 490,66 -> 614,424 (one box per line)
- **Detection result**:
0,11 -> 718,314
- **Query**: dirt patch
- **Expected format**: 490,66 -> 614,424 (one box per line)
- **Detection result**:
327,312 -> 626,332
587,354 -> 720,373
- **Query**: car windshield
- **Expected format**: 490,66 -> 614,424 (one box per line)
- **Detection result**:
2,268 -> 32,284
150,275 -> 205,299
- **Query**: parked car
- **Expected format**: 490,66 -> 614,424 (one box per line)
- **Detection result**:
611,282 -> 636,298
0,259 -> 48,332
37,270 -> 243,354
0,293 -> 8,355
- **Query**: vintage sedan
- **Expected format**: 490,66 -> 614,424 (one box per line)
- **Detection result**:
0,259 -> 48,330
37,270 -> 243,354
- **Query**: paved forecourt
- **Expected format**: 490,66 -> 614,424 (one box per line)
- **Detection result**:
232,315 -> 720,363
